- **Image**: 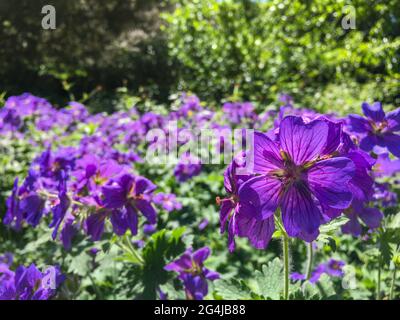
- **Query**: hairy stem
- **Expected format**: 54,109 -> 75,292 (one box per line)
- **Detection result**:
282,233 -> 290,300
306,242 -> 314,280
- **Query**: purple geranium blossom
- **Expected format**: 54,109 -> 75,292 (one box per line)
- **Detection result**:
174,153 -> 202,183
291,259 -> 345,284
342,200 -> 383,236
373,153 -> 400,177
153,193 -> 182,212
239,116 -> 355,241
0,263 -> 64,300
347,102 -> 400,157
95,174 -> 157,239
218,153 -> 275,251
164,247 -> 219,300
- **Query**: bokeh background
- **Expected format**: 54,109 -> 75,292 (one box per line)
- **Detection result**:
1,0 -> 399,113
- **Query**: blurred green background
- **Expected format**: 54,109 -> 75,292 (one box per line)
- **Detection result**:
1,0 -> 399,112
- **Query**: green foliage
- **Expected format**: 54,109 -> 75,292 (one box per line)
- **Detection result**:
163,0 -> 400,107
215,258 -> 283,300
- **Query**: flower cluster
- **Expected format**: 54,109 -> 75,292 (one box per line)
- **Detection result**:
291,259 -> 345,284
218,100 -> 400,251
164,247 -> 219,300
0,254 -> 64,300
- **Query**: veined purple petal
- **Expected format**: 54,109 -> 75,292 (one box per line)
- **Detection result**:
279,116 -> 329,165
281,182 -> 321,239
251,132 -> 283,173
237,214 -> 275,250
362,102 -> 385,122
135,176 -> 157,195
386,108 -> 400,131
85,213 -> 107,241
192,247 -> 210,265
347,151 -> 374,202
348,114 -> 372,134
126,205 -> 139,235
238,175 -> 281,220
135,199 -> 156,224
219,200 -> 234,234
360,134 -> 378,152
307,158 -> 354,209
383,133 -> 400,158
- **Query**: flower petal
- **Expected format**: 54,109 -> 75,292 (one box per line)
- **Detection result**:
307,158 -> 355,209
237,214 -> 275,250
348,114 -> 372,134
383,133 -> 400,158
251,132 -> 283,174
193,247 -> 210,265
281,182 -> 321,237
239,175 -> 282,220
362,102 -> 385,122
279,116 -> 329,165
386,108 -> 400,131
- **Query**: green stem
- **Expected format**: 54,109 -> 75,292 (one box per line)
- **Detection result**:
377,255 -> 382,300
282,232 -> 290,300
306,242 -> 314,280
390,266 -> 397,300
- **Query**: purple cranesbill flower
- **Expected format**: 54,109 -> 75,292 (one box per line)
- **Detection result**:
291,259 -> 345,284
153,193 -> 182,212
174,153 -> 202,183
0,253 -> 13,267
218,153 -> 275,251
72,154 -> 123,195
4,175 -> 46,230
347,102 -> 400,157
325,259 -> 345,277
177,94 -> 202,118
164,247 -> 219,300
373,153 -> 400,177
290,272 -> 306,281
4,178 -> 23,230
222,102 -> 257,125
342,200 -> 383,236
373,182 -> 397,207
98,174 -> 157,238
49,172 -> 71,243
0,263 -> 64,300
239,116 -> 355,241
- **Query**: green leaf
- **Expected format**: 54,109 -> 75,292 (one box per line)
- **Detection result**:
252,258 -> 283,299
214,278 -> 253,300
140,227 -> 188,299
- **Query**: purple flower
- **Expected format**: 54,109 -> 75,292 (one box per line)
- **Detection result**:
164,247 -> 219,300
88,174 -> 157,240
342,200 -> 383,236
239,116 -> 355,241
291,259 -> 345,284
222,102 -> 257,125
347,102 -> 400,157
153,193 -> 182,212
174,153 -> 202,182
0,263 -> 64,300
373,182 -> 397,207
373,153 -> 400,177
218,153 -> 275,251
